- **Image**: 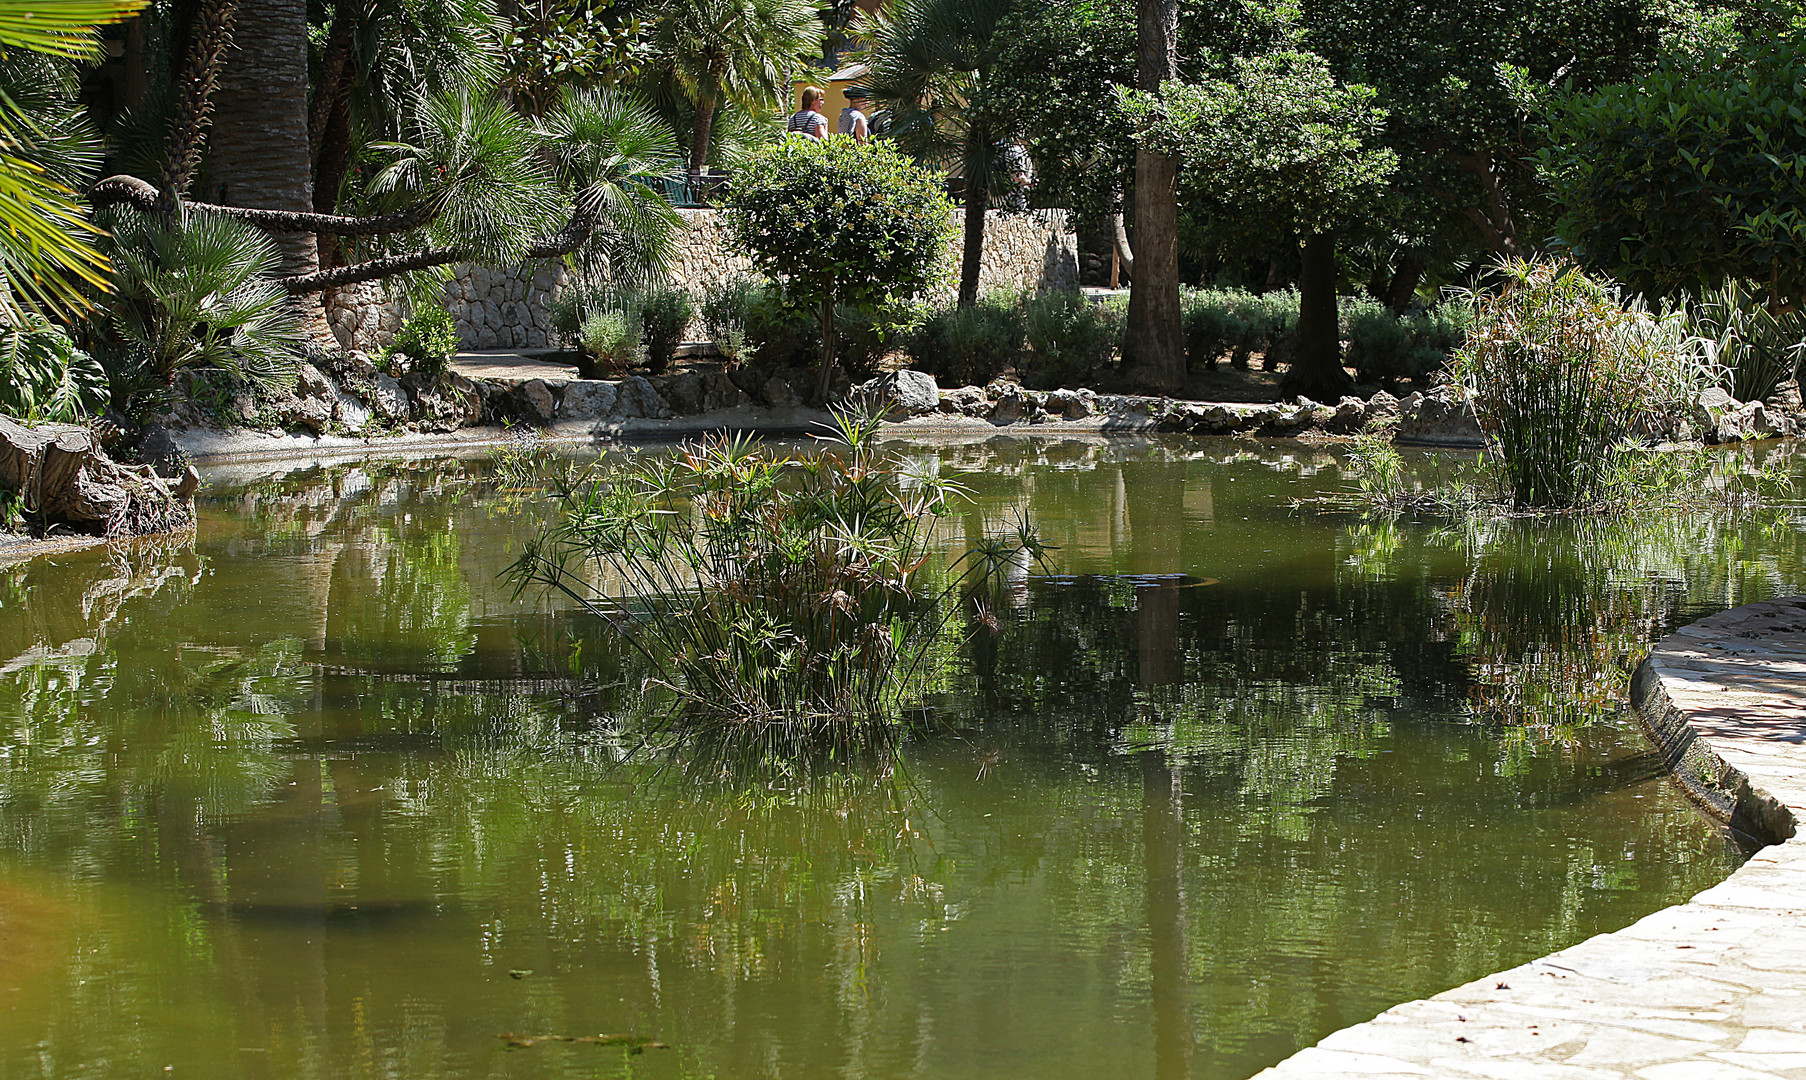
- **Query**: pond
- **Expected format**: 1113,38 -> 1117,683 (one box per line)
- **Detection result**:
2,437 -> 1803,1080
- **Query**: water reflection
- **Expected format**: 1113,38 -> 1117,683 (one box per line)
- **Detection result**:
0,440 -> 1796,1080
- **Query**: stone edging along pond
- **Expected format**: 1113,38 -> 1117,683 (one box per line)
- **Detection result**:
1253,595 -> 1806,1080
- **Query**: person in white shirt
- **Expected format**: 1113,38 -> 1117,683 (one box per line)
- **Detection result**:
838,88 -> 870,143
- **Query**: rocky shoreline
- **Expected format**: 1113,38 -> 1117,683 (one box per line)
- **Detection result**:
136,349 -> 1806,465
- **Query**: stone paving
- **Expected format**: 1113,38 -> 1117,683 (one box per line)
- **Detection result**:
1252,595 -> 1806,1080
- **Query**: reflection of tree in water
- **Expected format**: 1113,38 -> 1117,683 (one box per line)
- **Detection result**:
0,449 -> 1784,1080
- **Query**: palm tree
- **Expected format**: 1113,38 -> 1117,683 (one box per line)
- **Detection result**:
0,0 -> 147,321
863,0 -> 1016,308
651,0 -> 818,177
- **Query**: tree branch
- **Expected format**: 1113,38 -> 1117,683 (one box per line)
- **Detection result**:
91,174 -> 440,235
275,209 -> 598,294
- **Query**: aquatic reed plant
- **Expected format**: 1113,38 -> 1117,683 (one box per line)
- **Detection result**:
1452,258 -> 1699,510
507,410 -> 1050,740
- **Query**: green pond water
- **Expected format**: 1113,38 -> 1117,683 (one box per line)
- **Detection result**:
3,437 -> 1805,1080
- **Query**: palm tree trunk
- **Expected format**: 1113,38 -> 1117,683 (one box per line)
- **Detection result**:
689,95 -> 717,177
957,139 -> 987,309
815,294 -> 837,402
1285,230 -> 1352,400
206,0 -> 329,336
1120,0 -> 1184,394
159,0 -> 238,206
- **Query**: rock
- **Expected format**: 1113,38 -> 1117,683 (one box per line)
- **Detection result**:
369,373 -> 410,422
1046,388 -> 1094,419
617,375 -> 674,419
1158,403 -> 1210,433
853,369 -> 940,419
660,372 -> 706,415
1246,403 -> 1287,429
559,379 -> 618,420
1395,384 -> 1484,447
699,371 -> 748,411
403,371 -> 482,432
760,376 -> 802,409
134,423 -> 181,473
1366,390 -> 1401,420
517,379 -> 558,425
940,385 -> 988,416
1196,404 -> 1240,434
295,361 -> 334,402
1329,396 -> 1369,434
1693,387 -> 1740,440
286,395 -> 332,434
334,388 -> 372,429
1292,397 -> 1337,428
988,389 -> 1027,424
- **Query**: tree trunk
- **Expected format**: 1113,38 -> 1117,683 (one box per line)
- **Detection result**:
1120,0 -> 1183,394
1285,231 -> 1351,400
815,295 -> 838,403
958,140 -> 988,308
159,0 -> 238,205
1386,248 -> 1429,314
206,0 -> 329,336
689,95 -> 716,177
1111,210 -> 1133,275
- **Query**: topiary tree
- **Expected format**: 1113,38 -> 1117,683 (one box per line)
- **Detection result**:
725,137 -> 954,401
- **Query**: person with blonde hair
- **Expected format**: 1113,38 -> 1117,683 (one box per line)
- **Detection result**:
786,85 -> 831,139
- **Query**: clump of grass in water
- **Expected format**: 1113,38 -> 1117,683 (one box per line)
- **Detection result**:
507,409 -> 1051,756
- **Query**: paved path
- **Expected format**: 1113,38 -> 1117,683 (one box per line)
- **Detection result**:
449,350 -> 577,382
1253,596 -> 1806,1080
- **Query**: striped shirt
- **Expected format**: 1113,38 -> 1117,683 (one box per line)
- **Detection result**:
787,109 -> 829,139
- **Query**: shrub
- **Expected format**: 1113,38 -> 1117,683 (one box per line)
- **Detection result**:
1343,298 -> 1474,387
836,303 -> 922,382
1179,288 -> 1298,371
1182,290 -> 1234,372
746,287 -> 819,368
1453,258 -> 1696,509
700,276 -> 761,362
0,317 -> 109,422
91,208 -> 297,416
579,310 -> 640,375
906,294 -> 1026,387
727,138 -> 954,400
1022,290 -> 1121,388
389,305 -> 460,376
507,410 -> 1049,735
636,286 -> 695,375
1689,278 -> 1806,403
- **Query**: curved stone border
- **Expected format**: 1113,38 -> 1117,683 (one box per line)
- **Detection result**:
1252,595 -> 1806,1080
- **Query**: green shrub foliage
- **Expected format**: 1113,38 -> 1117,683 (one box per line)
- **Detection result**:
637,286 -> 695,375
390,305 -> 460,376
726,137 -> 954,398
1342,298 -> 1471,387
579,310 -> 640,375
700,276 -> 761,362
1180,288 -> 1297,371
1022,290 -> 1122,389
906,294 -> 1025,387
1542,36 -> 1806,305
0,316 -> 108,422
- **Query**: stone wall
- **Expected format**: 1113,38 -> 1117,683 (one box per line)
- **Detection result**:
323,207 -> 1080,354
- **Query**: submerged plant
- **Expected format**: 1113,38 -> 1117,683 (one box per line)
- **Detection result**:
508,409 -> 1050,745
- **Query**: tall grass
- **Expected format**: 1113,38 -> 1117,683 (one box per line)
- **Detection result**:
1452,258 -> 1700,510
1689,277 -> 1806,403
508,410 -> 1049,744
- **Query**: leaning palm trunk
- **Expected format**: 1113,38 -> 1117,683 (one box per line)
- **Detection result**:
957,134 -> 988,309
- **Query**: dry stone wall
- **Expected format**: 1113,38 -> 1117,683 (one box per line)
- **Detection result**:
324,208 -> 1080,353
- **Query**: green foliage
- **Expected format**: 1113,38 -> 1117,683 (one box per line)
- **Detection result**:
725,137 -> 954,392
1342,298 -> 1471,387
905,293 -> 1025,387
91,208 -> 298,416
0,315 -> 107,422
700,276 -> 760,361
835,302 -> 922,382
635,286 -> 694,375
508,410 -> 1048,732
1180,287 -> 1297,371
1021,291 -> 1121,389
1688,277 -> 1806,404
498,0 -> 647,116
651,0 -> 820,168
1452,259 -> 1699,509
388,305 -> 460,376
580,310 -> 640,375
1125,50 -> 1397,247
1542,35 -> 1806,305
